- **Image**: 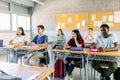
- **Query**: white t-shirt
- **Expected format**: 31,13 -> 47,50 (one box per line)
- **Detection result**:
94,34 -> 117,48
12,35 -> 27,45
84,34 -> 96,43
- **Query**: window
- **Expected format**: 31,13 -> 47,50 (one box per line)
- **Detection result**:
12,14 -> 30,31
0,13 -> 10,30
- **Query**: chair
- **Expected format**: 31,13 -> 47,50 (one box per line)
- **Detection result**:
38,51 -> 50,67
18,54 -> 25,64
74,60 -> 86,80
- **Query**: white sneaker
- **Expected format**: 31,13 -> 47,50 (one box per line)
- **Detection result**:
69,75 -> 74,80
64,75 -> 70,80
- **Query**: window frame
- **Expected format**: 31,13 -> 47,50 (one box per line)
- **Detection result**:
0,12 -> 30,32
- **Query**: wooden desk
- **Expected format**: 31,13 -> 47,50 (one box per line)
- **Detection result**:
84,42 -> 92,44
84,49 -> 120,80
0,62 -> 54,80
52,49 -> 85,80
52,49 -> 84,54
84,50 -> 120,57
49,40 -> 65,43
13,46 -> 48,63
16,46 -> 47,51
0,46 -> 14,62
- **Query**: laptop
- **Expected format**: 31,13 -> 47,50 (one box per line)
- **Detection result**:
0,40 -> 3,47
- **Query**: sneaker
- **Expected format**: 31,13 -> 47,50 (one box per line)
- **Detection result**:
69,75 -> 74,80
64,75 -> 70,80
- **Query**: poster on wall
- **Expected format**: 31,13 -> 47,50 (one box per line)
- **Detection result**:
81,20 -> 85,26
114,11 -> 120,23
102,16 -> 107,22
76,23 -> 80,28
68,17 -> 72,23
94,21 -> 102,27
108,15 -> 113,22
92,14 -> 96,21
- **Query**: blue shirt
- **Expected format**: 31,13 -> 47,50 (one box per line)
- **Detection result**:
94,34 -> 117,48
31,35 -> 48,53
32,35 -> 48,44
57,35 -> 66,41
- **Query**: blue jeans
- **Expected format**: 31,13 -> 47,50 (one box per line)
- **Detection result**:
65,57 -> 81,76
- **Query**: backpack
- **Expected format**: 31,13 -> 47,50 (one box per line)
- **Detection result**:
54,59 -> 66,77
114,68 -> 120,80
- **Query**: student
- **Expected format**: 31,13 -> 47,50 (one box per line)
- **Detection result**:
64,29 -> 84,80
84,28 -> 95,48
57,29 -> 66,41
9,27 -> 28,63
23,25 -> 48,66
91,24 -> 118,80
53,29 -> 66,49
9,27 -> 27,45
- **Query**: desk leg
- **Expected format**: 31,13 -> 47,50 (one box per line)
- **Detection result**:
36,51 -> 40,66
52,71 -> 54,80
14,50 -> 18,63
6,49 -> 9,62
86,55 -> 89,80
82,55 -> 85,80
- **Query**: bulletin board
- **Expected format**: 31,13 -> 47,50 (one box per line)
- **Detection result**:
56,13 -> 88,30
89,11 -> 120,30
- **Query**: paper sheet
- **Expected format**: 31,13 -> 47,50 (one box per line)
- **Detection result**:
18,70 -> 45,80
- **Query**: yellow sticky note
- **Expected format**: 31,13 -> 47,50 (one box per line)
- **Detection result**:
62,14 -> 67,19
75,15 -> 79,20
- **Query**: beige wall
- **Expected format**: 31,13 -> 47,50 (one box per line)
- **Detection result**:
32,0 -> 120,41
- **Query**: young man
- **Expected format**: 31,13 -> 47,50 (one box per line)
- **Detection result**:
23,25 -> 48,66
91,24 -> 118,80
84,28 -> 95,48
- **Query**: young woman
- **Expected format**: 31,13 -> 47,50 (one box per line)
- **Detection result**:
57,29 -> 66,41
9,27 -> 27,45
64,29 -> 84,80
53,29 -> 66,49
9,27 -> 28,63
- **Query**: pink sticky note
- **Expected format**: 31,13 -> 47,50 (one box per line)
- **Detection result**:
86,49 -> 99,53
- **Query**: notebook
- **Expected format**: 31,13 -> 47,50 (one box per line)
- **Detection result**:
0,40 -> 3,47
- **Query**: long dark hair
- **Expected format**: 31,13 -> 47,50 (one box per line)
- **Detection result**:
17,27 -> 25,36
71,29 -> 84,47
72,29 -> 83,42
57,29 -> 64,36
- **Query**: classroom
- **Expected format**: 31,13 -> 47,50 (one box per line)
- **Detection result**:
0,0 -> 120,80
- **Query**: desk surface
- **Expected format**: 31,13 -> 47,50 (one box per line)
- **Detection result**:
84,49 -> 120,57
0,45 -> 47,51
16,46 -> 47,51
0,62 -> 54,80
52,49 -> 120,57
52,49 -> 84,54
